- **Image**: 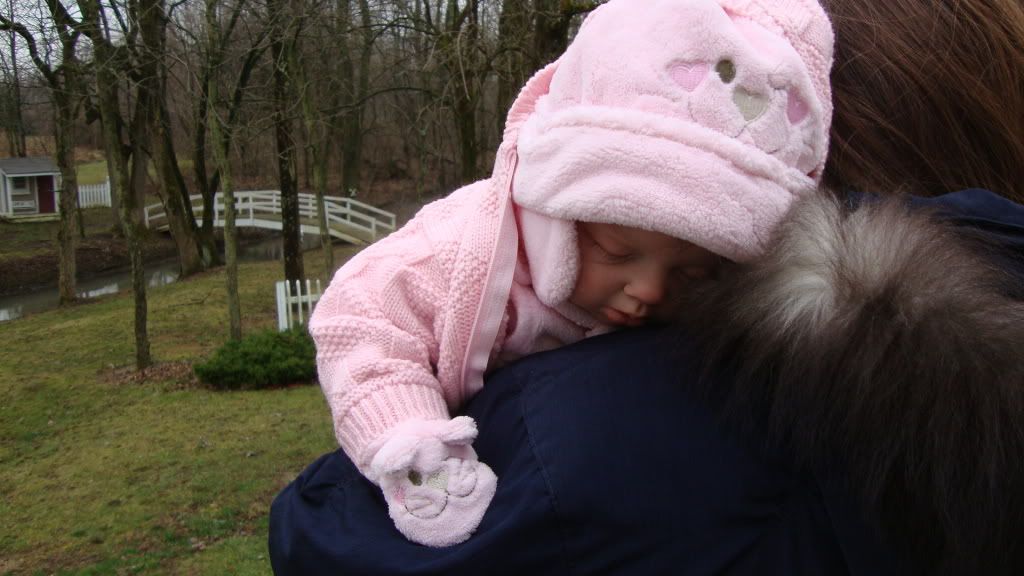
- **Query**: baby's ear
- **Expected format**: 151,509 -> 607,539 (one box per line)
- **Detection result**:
437,416 -> 478,446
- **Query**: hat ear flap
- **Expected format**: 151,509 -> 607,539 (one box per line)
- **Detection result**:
518,207 -> 579,307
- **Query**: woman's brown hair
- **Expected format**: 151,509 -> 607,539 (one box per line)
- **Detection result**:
822,0 -> 1024,202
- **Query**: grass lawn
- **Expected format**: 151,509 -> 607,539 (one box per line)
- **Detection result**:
76,161 -> 109,186
0,208 -> 119,263
75,159 -> 196,188
0,245 -> 361,575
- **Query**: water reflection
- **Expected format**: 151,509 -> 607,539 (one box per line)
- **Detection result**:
0,234 -> 327,323
0,305 -> 20,323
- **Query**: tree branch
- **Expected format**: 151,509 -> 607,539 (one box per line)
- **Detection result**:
560,0 -> 602,18
0,16 -> 57,84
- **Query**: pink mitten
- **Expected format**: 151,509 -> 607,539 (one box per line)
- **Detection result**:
366,416 -> 498,547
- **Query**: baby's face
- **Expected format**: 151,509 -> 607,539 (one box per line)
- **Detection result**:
569,222 -> 721,327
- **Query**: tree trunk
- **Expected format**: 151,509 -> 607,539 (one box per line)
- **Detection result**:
137,0 -> 207,277
193,65 -> 212,226
128,100 -> 152,231
107,90 -> 151,370
532,0 -> 569,70
193,62 -> 219,251
339,0 -> 372,197
154,119 -> 205,276
54,92 -> 79,304
80,0 -> 151,369
209,93 -> 241,341
4,4 -> 86,303
207,0 -> 241,340
269,0 -> 304,283
104,146 -> 122,231
460,1 -> 482,184
435,0 -> 482,184
455,95 -> 479,184
336,0 -> 358,196
532,0 -> 601,69
313,148 -> 333,273
293,38 -> 335,274
496,0 -> 529,133
6,8 -> 26,157
193,2 -> 262,269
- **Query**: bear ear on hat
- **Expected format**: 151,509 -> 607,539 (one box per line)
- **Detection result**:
503,1 -> 613,142
503,60 -> 560,142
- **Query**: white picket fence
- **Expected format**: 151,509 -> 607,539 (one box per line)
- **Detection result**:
78,180 -> 112,208
276,278 -> 323,332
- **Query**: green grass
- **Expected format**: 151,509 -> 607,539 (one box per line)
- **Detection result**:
75,158 -> 196,188
0,208 -> 118,263
76,161 -> 109,186
0,245 -> 361,575
0,217 -> 61,260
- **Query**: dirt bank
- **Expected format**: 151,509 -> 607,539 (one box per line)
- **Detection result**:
0,233 -> 180,296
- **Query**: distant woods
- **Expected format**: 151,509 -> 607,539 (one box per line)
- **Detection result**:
1,0 -> 605,202
0,0 -> 603,368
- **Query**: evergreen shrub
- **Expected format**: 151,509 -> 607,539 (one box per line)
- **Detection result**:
194,328 -> 316,390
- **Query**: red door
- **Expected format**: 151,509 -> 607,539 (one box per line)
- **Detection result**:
36,175 -> 55,214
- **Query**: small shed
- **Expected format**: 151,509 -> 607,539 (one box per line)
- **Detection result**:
0,157 -> 62,217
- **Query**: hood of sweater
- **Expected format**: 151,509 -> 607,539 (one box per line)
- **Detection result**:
507,0 -> 834,307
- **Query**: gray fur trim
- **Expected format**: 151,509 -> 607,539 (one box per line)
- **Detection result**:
681,192 -> 1024,574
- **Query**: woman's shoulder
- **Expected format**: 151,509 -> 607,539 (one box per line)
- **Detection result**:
468,328 -> 884,575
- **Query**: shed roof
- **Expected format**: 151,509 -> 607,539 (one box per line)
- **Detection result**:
0,156 -> 60,176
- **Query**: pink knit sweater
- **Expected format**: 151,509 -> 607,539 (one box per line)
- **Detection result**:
309,159 -> 523,466
309,0 -> 833,470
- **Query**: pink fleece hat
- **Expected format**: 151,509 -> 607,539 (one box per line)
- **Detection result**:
510,0 -> 834,307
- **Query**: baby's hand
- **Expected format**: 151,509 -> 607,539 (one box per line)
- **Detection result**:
367,416 -> 498,547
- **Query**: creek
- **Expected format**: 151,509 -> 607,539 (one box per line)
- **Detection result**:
0,234 -> 325,322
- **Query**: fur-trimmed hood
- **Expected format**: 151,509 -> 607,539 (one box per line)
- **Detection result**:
682,188 -> 1024,574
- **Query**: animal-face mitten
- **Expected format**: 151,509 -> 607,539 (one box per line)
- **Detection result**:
366,416 -> 497,547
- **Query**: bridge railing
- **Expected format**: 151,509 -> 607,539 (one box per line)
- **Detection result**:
143,190 -> 396,243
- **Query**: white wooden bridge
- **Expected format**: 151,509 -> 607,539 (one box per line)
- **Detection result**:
143,190 -> 396,245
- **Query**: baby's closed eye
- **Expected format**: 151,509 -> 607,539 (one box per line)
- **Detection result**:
594,242 -> 635,263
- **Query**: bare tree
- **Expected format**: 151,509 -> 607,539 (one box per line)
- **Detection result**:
136,0 -> 211,276
2,0 -> 26,156
267,0 -> 303,282
183,0 -> 268,266
337,0 -> 371,197
494,0 -> 528,133
531,0 -> 600,70
79,0 -> 151,369
433,0 -> 485,183
207,93 -> 241,340
0,1 -> 86,304
205,0 -> 243,340
292,0 -> 335,273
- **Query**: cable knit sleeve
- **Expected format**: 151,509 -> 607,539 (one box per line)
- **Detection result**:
308,208 -> 457,468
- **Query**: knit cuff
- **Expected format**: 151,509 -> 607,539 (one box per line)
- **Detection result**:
337,384 -> 451,468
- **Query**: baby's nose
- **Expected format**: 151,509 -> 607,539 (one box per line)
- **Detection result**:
624,271 -> 667,306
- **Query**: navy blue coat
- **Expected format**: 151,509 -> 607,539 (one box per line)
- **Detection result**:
269,189 -> 1024,575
